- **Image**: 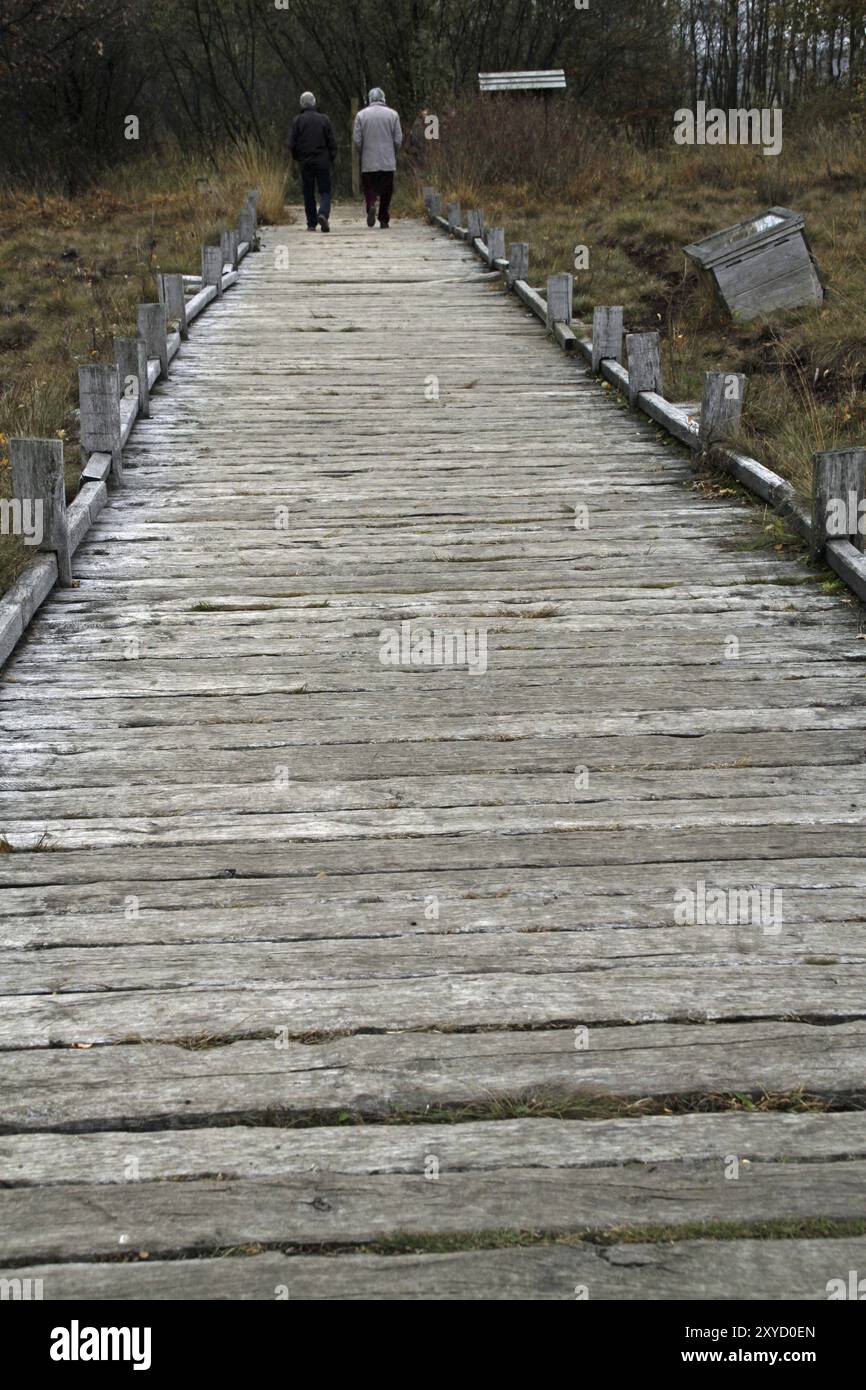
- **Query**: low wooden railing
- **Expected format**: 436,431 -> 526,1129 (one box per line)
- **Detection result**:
0,191 -> 261,668
424,187 -> 866,605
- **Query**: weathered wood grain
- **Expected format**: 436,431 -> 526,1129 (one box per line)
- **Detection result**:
625,331 -> 663,408
700,371 -> 745,447
1,1158 -> 862,1264
591,306 -> 623,371
4,1114 -> 864,1185
78,363 -> 122,481
8,438 -> 72,586
2,1022 -> 862,1133
3,1237 -> 862,1300
137,303 -> 168,381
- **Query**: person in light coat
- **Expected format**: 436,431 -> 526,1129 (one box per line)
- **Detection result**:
353,87 -> 402,228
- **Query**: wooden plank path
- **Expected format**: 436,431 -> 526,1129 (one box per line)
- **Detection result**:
1,207 -> 865,1300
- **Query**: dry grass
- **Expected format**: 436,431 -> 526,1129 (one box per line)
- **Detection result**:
415,100 -> 866,501
0,142 -> 294,595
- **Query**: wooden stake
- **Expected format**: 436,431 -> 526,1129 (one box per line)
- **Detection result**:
239,207 -> 255,249
446,202 -> 462,232
546,274 -> 573,329
811,448 -> 866,557
157,273 -> 188,341
625,331 -> 663,407
591,307 -> 624,372
78,363 -> 122,482
221,228 -> 239,271
202,245 -> 223,297
114,336 -> 150,420
507,243 -> 529,288
699,371 -> 745,447
9,437 -> 72,585
486,227 -> 505,265
137,303 -> 169,381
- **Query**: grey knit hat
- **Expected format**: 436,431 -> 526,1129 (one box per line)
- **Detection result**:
368,87 -> 386,104
300,92 -> 316,109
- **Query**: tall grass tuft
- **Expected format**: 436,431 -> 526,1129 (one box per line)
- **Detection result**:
221,138 -> 288,224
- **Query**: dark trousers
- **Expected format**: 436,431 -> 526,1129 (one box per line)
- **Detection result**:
362,170 -> 395,225
301,164 -> 331,226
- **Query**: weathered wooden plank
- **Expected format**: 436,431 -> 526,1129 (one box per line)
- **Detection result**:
1,964 -> 863,1049
5,921 -> 866,996
6,1236 -> 864,1300
3,1114 -> 863,1185
1,1158 -> 862,1263
2,1021 -> 862,1132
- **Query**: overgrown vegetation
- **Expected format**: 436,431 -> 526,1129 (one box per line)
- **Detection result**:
421,96 -> 866,503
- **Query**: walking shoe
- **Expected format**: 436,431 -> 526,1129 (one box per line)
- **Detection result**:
366,206 -> 376,227
306,224 -> 318,231
318,213 -> 330,232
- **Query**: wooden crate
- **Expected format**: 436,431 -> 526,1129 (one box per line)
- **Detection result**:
683,207 -> 824,320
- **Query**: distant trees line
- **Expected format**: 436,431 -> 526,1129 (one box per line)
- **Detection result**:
1,0 -> 863,187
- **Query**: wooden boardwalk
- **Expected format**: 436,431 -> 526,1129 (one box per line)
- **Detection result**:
1,208 -> 865,1299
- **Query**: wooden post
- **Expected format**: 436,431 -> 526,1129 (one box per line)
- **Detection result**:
811,448 -> 866,557
422,186 -> 435,210
466,209 -> 483,240
699,371 -> 745,447
428,192 -> 442,219
202,245 -> 223,298
78,363 -> 122,482
239,206 -> 255,248
446,202 -> 462,232
507,243 -> 529,288
114,336 -> 150,420
9,437 -> 72,585
137,302 -> 169,381
157,272 -> 188,341
486,227 -> 505,265
220,228 -> 239,271
625,331 -> 663,407
591,306 -> 624,372
351,100 -> 361,201
243,192 -> 259,250
546,274 -> 573,329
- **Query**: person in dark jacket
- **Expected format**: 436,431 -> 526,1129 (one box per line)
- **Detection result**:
289,92 -> 337,232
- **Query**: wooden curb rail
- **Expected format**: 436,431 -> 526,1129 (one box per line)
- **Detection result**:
0,193 -> 260,669
422,187 -> 866,606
